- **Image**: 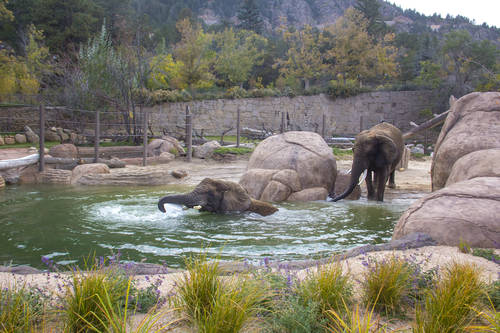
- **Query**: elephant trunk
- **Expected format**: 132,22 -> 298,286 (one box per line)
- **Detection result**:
331,160 -> 365,202
248,198 -> 278,216
158,194 -> 204,212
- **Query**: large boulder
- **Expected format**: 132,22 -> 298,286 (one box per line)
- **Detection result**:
49,144 -> 79,159
287,187 -> 328,202
0,136 -> 4,145
71,163 -> 110,184
393,177 -> 500,248
147,136 -> 184,157
4,136 -> 15,145
446,148 -> 500,187
45,128 -> 61,142
0,175 -> 5,188
39,169 -> 72,184
14,134 -> 27,144
431,92 -> 500,190
193,140 -> 221,159
240,131 -> 336,202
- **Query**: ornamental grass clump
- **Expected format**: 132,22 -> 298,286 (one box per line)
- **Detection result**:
64,257 -> 129,333
173,253 -> 267,333
326,302 -> 387,333
361,256 -> 414,316
0,284 -> 44,332
297,260 -> 353,315
413,262 -> 484,333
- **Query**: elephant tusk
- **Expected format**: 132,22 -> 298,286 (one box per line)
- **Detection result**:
358,169 -> 368,185
193,205 -> 202,210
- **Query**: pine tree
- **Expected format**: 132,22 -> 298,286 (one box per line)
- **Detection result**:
237,0 -> 263,34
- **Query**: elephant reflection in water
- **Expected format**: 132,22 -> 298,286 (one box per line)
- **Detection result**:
331,122 -> 404,202
158,178 -> 278,216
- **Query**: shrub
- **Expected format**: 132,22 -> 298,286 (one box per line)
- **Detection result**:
413,262 -> 484,333
64,258 -> 129,332
224,86 -> 248,99
129,284 -> 163,314
472,248 -> 500,263
297,260 -> 353,316
332,147 -> 353,157
267,297 -> 327,333
361,256 -> 414,316
0,284 -> 44,332
327,79 -> 366,99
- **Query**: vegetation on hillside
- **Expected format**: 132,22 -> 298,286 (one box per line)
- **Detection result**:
0,0 -> 498,110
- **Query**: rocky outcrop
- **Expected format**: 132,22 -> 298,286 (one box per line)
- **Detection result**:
431,92 -> 500,190
49,144 -> 78,159
24,126 -> 39,143
71,163 -> 110,184
77,167 -> 173,186
239,131 -> 336,202
147,136 -> 184,157
193,140 -> 221,159
393,177 -> 500,248
39,169 -> 72,184
446,148 -> 500,186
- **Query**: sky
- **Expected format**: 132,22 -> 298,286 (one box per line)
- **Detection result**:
389,0 -> 499,28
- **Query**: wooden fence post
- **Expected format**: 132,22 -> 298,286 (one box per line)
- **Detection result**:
236,107 -> 240,147
359,115 -> 364,132
142,106 -> 148,166
38,104 -> 45,172
94,110 -> 100,163
185,106 -> 192,162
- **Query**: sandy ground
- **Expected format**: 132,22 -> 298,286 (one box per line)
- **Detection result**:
1,148 -> 497,331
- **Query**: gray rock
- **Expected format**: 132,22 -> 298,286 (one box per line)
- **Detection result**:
24,126 -> 39,144
0,136 -> 4,145
193,140 -> 221,159
15,133 -> 27,144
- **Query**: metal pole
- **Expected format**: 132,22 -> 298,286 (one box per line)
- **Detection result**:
94,110 -> 100,163
322,114 -> 326,138
236,107 -> 240,147
39,104 -> 45,172
142,106 -> 148,166
185,106 -> 192,162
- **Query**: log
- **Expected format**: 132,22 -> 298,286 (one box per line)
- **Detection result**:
403,110 -> 450,140
0,154 -> 39,171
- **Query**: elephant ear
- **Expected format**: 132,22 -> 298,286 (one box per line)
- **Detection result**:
375,134 -> 397,163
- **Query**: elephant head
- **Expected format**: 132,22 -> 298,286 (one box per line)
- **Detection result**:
331,122 -> 404,202
158,178 -> 278,216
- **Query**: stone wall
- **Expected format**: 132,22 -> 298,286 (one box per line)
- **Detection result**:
146,91 -> 444,138
1,91 -> 446,139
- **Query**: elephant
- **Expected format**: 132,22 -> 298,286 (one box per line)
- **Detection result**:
158,178 -> 278,216
331,122 -> 404,202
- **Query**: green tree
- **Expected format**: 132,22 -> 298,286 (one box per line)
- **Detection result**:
354,0 -> 386,38
173,18 -> 215,89
414,60 -> 445,88
214,28 -> 267,87
275,24 -> 326,90
147,53 -> 185,90
237,0 -> 263,35
442,30 -> 499,95
0,0 -> 13,21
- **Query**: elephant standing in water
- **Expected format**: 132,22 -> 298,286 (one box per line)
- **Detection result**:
158,178 -> 278,216
331,122 -> 404,202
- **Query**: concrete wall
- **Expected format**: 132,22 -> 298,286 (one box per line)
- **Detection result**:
146,91 -> 444,138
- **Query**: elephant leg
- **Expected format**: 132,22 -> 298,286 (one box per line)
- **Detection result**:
388,170 -> 396,189
375,168 -> 389,201
366,171 -> 376,200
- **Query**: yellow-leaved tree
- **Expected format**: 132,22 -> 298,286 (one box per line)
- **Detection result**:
275,23 -> 326,90
324,8 -> 397,85
173,18 -> 215,89
147,54 -> 185,90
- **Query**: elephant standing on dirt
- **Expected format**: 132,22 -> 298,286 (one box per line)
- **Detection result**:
331,122 -> 404,202
158,178 -> 278,216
